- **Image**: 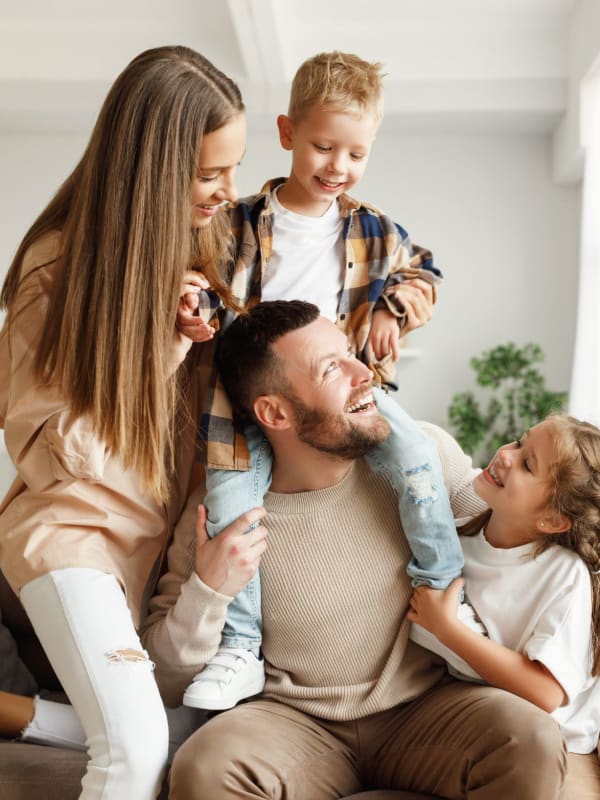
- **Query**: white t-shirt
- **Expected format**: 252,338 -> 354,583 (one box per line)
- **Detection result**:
260,188 -> 345,322
462,530 -> 600,753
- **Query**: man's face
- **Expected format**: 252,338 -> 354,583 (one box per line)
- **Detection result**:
272,317 -> 390,458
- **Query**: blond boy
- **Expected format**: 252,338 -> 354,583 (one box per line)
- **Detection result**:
177,52 -> 466,711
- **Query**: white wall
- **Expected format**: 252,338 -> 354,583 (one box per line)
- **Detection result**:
0,122 -> 580,489
363,128 -> 580,426
233,122 -> 580,426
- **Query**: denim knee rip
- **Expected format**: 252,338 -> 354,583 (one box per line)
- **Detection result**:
404,464 -> 438,505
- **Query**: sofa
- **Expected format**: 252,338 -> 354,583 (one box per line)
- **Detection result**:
1,572 -> 600,800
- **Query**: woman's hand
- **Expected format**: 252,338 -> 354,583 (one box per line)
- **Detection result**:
194,504 -> 268,597
177,271 -> 216,344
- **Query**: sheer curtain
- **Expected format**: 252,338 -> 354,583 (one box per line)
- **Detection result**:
569,73 -> 600,426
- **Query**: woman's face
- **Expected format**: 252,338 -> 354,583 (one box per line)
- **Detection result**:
191,112 -> 246,228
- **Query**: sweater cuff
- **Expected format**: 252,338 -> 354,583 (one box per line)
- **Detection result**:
175,571 -> 232,636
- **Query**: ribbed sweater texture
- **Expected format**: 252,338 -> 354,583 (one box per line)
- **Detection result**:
260,458 -> 444,719
143,423 -> 485,718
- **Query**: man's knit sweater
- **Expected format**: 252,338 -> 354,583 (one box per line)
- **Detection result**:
142,423 -> 485,718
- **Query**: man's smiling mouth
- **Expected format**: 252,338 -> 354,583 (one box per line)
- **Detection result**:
346,392 -> 375,413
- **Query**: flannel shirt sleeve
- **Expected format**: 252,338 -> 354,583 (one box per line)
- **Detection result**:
194,288 -> 223,325
375,223 -> 442,328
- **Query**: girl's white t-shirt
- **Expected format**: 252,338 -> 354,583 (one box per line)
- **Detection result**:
260,188 -> 345,322
462,530 -> 600,753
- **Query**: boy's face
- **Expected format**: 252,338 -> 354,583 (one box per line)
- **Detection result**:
277,105 -> 378,217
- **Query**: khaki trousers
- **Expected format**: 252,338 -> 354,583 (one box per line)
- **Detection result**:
169,680 -> 567,799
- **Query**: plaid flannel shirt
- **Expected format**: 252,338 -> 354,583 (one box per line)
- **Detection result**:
199,178 -> 442,471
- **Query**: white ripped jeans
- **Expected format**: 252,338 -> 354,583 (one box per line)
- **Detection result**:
20,568 -> 169,800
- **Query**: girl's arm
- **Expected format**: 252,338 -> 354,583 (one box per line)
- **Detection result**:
408,578 -> 567,713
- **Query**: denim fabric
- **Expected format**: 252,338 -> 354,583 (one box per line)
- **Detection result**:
366,388 -> 463,588
205,424 -> 272,648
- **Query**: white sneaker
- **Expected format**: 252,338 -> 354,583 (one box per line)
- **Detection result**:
409,601 -> 488,684
182,647 -> 265,710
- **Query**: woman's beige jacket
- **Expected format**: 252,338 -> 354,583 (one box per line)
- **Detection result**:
0,232 -> 197,625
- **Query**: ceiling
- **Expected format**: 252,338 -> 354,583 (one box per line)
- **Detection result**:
0,0 -> 582,134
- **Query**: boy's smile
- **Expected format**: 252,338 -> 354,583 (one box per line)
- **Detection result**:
276,106 -> 378,217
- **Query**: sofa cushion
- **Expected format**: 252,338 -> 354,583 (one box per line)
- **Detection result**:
0,740 -> 170,800
1,738 -> 598,799
0,740 -> 86,800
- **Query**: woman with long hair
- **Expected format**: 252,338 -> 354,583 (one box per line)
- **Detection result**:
0,45 -> 245,798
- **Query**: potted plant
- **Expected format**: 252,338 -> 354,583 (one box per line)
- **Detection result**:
447,342 -> 568,467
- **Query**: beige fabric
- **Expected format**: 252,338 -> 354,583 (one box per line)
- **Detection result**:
169,687 -> 567,799
0,233 -> 198,625
142,423 -> 487,715
563,753 -> 600,798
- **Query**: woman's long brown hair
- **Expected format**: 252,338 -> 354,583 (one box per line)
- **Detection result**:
1,45 -> 244,502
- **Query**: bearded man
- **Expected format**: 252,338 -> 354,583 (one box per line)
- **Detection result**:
142,300 -> 567,800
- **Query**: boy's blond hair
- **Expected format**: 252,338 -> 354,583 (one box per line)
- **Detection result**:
288,51 -> 384,123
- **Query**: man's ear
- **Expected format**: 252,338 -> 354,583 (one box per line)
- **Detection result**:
277,115 -> 294,151
253,394 -> 292,431
536,511 -> 572,535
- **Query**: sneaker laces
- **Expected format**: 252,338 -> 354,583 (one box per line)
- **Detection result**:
191,649 -> 254,687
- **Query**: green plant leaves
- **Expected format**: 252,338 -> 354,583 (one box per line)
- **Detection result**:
448,342 -> 567,466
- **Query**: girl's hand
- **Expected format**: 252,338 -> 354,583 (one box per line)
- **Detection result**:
177,271 -> 216,343
407,577 -> 464,641
194,504 -> 268,598
367,309 -> 401,361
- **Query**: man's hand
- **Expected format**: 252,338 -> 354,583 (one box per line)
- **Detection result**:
177,271 -> 216,343
389,277 -> 434,335
407,578 -> 464,641
194,505 -> 268,598
368,309 -> 401,362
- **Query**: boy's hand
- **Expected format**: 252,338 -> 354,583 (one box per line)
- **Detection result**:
390,278 -> 434,334
194,505 -> 268,598
407,578 -> 464,641
368,309 -> 401,362
177,271 -> 216,343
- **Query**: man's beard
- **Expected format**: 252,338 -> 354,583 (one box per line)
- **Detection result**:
289,394 -> 391,459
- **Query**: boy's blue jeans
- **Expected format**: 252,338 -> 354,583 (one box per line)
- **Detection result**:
204,388 -> 464,650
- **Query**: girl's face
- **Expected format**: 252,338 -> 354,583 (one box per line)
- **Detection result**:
191,112 -> 246,228
473,420 -> 560,544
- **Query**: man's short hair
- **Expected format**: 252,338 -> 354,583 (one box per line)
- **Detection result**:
288,51 -> 384,123
216,300 -> 320,423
